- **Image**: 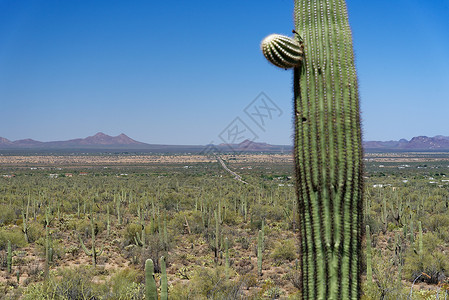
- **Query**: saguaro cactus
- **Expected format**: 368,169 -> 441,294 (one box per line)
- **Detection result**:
257,229 -> 263,276
261,0 -> 363,299
366,225 -> 372,282
160,256 -> 168,300
7,240 -> 12,274
145,259 -> 157,300
78,214 -> 104,268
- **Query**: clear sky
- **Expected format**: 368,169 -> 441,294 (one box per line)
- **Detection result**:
1,0 -> 448,145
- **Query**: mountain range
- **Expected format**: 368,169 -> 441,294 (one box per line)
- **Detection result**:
2,132 -> 449,152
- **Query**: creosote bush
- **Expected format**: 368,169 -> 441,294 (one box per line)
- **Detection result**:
272,239 -> 297,263
404,232 -> 449,283
170,266 -> 245,299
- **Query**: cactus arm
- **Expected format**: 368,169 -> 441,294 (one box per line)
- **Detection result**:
78,233 -> 92,256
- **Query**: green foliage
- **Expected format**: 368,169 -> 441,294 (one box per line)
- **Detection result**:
178,266 -> 244,299
404,232 -> 449,283
110,268 -> 144,300
423,213 -> 449,242
0,228 -> 26,250
0,205 -> 16,225
22,266 -> 107,300
250,204 -> 284,230
168,210 -> 204,235
26,222 -> 44,243
125,223 -> 143,245
271,239 -> 297,263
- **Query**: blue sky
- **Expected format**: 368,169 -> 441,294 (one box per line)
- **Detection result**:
1,0 -> 448,145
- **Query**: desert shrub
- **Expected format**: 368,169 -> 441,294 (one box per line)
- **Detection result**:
223,209 -> 243,226
169,281 -> 192,299
22,266 -> 107,300
250,204 -> 284,231
141,234 -> 166,272
183,266 -> 245,299
271,239 -> 297,263
68,217 -> 105,239
109,268 -> 144,300
26,222 -> 44,243
284,260 -> 301,289
168,210 -> 204,235
403,232 -> 449,284
423,214 -> 449,242
0,206 -> 16,225
124,223 -> 142,245
0,228 -> 26,250
235,236 -> 250,250
370,250 -> 406,300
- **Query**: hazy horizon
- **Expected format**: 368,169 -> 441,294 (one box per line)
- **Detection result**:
2,130 -> 449,146
1,0 -> 448,145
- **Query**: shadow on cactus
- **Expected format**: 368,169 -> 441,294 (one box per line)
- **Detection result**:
261,0 -> 364,299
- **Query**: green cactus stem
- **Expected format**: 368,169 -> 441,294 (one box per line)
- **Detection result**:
257,229 -> 263,276
22,194 -> 30,243
106,204 -> 110,237
418,221 -> 423,258
145,259 -> 158,300
160,256 -> 168,300
214,210 -> 220,261
365,225 -> 372,282
163,214 -> 168,250
225,237 -> 230,271
7,240 -> 12,273
78,214 -> 104,268
261,0 -> 363,298
45,223 -> 50,278
115,193 -> 122,225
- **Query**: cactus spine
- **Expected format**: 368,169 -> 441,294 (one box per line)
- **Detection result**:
261,0 -> 363,298
145,259 -> 157,300
160,256 -> 168,300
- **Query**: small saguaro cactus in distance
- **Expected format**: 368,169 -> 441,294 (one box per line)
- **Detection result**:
7,240 -> 12,273
366,225 -> 372,282
257,229 -> 263,276
145,259 -> 157,300
78,213 -> 104,268
261,0 -> 364,298
160,256 -> 168,300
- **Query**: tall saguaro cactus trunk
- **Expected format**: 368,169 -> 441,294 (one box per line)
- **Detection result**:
261,0 -> 363,299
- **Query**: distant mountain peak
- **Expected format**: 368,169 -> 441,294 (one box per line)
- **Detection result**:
0,132 -> 146,149
364,135 -> 449,151
93,132 -> 108,137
